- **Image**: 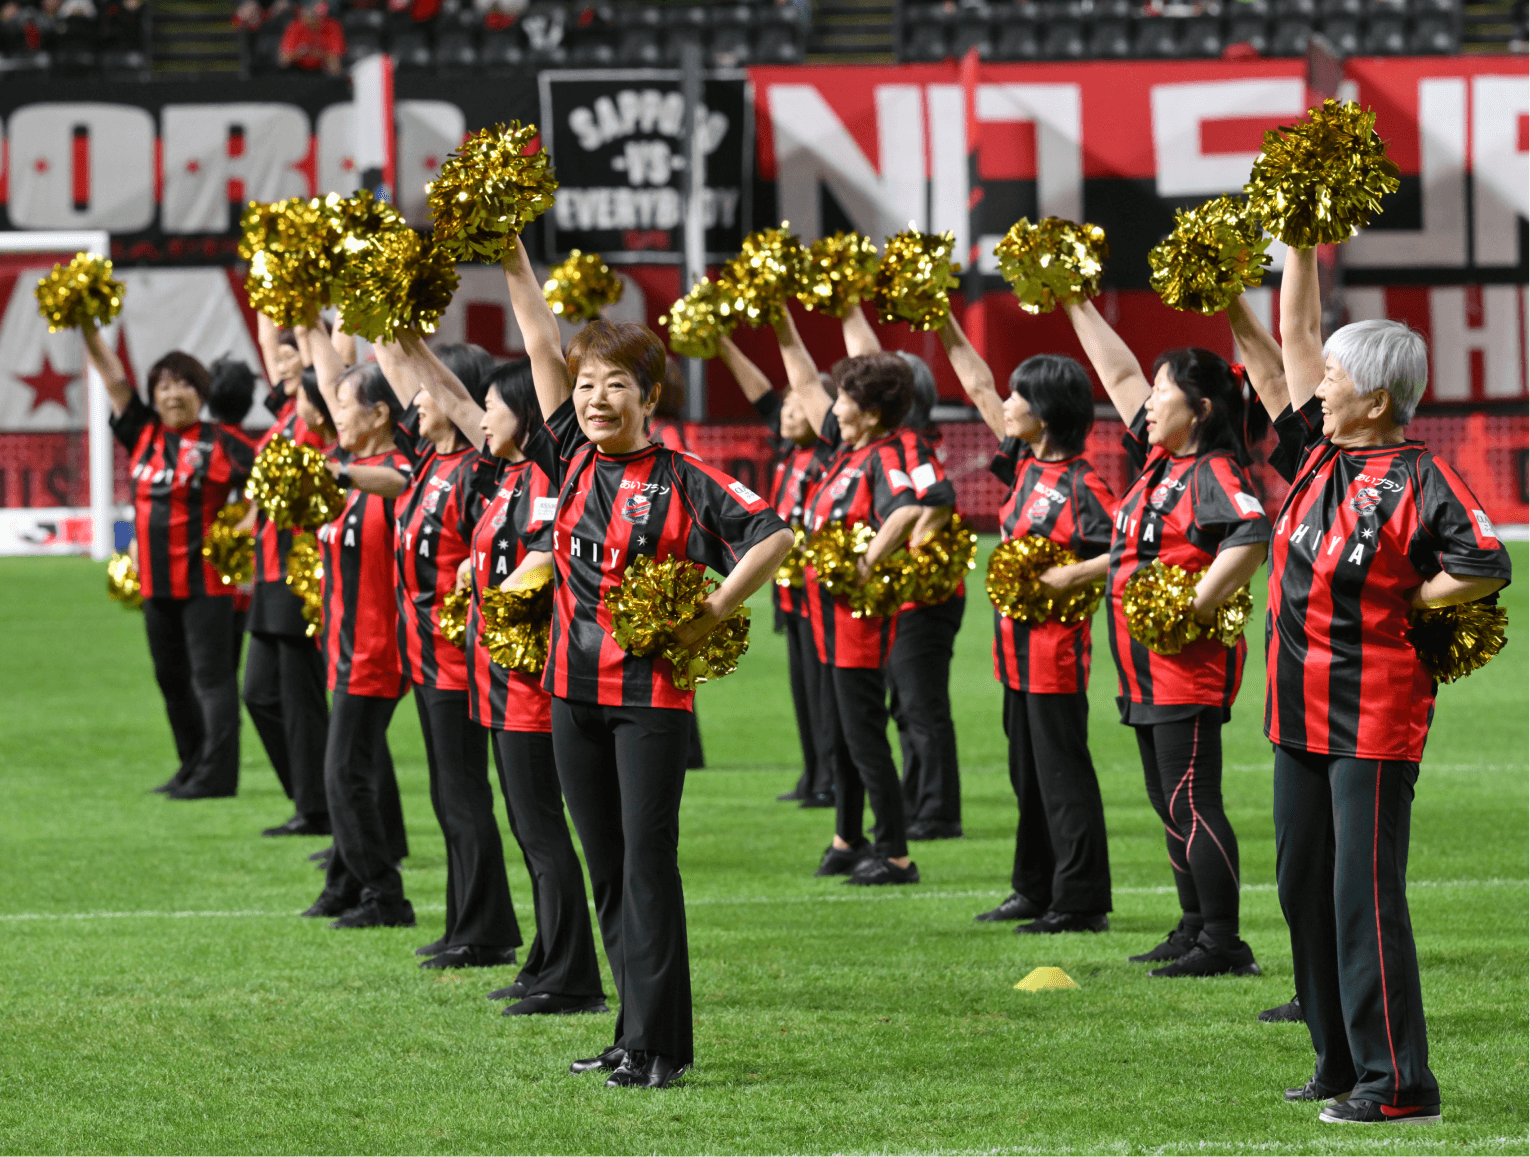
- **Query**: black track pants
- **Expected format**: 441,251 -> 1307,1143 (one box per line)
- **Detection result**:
826,664 -> 908,860
242,631 -> 330,822
492,729 -> 605,999
1004,687 -> 1112,914
783,613 -> 833,797
323,691 -> 408,907
1134,708 -> 1241,942
1274,746 -> 1438,1107
888,596 -> 964,825
552,698 -> 693,1066
415,685 -> 519,949
142,595 -> 240,795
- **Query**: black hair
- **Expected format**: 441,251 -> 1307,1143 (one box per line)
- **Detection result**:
207,357 -> 257,425
147,350 -> 211,402
830,352 -> 914,430
339,361 -> 405,428
1149,347 -> 1253,466
486,358 -> 542,451
895,352 -> 938,430
300,367 -> 334,432
1007,354 -> 1094,457
435,342 -> 494,409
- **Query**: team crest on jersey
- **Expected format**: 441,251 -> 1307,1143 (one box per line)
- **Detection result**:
422,489 -> 442,514
1349,486 -> 1382,515
1149,483 -> 1172,509
1026,495 -> 1052,521
620,493 -> 651,524
829,475 -> 852,500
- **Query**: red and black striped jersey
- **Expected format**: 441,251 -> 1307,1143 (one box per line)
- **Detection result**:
110,394 -> 255,600
1264,396 -> 1512,761
251,399 -> 327,586
989,438 -> 1116,694
318,448 -> 409,698
526,399 -> 788,711
462,453 -> 559,732
751,390 -> 829,620
1106,407 -> 1271,719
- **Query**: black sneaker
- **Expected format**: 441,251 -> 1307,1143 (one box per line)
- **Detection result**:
1260,994 -> 1304,1023
502,992 -> 610,1016
414,938 -> 448,957
301,892 -> 354,918
844,856 -> 920,886
798,791 -> 835,809
1127,926 -> 1199,963
1148,933 -> 1260,978
419,944 -> 517,970
1285,1078 -> 1351,1104
1320,1099 -> 1439,1125
308,845 -> 334,864
488,981 -> 529,1002
1016,911 -> 1109,935
814,840 -> 871,877
906,820 -> 963,841
262,814 -> 331,837
974,892 -> 1045,923
329,899 -> 416,929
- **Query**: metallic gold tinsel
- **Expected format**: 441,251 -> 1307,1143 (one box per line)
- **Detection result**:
993,217 -> 1108,315
659,277 -> 740,360
542,250 -> 624,321
247,437 -> 346,532
239,197 -> 336,327
796,231 -> 880,318
35,253 -> 124,333
1243,99 -> 1401,248
1121,560 -> 1251,655
907,513 -> 978,606
201,500 -> 254,586
722,222 -> 809,328
774,524 -> 808,589
438,586 -> 472,650
801,520 -> 917,620
1408,601 -> 1509,684
284,532 -> 325,637
602,554 -> 750,691
984,536 -> 1104,625
1147,195 -> 1273,315
331,227 -> 460,343
479,565 -> 554,675
1210,583 -> 1255,649
106,552 -> 144,609
427,122 -> 559,263
871,228 -> 962,331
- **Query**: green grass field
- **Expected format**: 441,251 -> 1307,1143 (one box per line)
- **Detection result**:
0,542 -> 1525,1155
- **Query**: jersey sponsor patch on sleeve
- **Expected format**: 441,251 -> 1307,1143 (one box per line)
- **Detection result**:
910,462 -> 937,491
887,468 -> 912,492
531,496 -> 558,523
1472,509 -> 1499,542
729,480 -> 762,505
1234,491 -> 1265,516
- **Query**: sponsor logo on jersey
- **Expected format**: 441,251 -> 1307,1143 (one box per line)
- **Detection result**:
1026,496 -> 1052,521
620,494 -> 651,524
887,468 -> 912,491
1349,486 -> 1382,515
531,496 -> 559,523
1472,508 -> 1498,541
910,462 -> 937,491
729,480 -> 761,504
1233,491 -> 1265,516
1356,472 -> 1404,493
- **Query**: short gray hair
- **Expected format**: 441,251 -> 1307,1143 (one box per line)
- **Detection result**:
1323,319 -> 1428,427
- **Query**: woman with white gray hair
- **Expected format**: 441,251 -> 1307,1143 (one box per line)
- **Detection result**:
1254,246 -> 1511,1125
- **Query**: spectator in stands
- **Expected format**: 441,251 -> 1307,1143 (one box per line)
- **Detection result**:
475,0 -> 524,26
0,0 -> 43,53
99,0 -> 144,49
278,0 -> 343,73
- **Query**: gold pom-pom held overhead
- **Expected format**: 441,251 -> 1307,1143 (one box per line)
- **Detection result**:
331,227 -> 460,343
479,565 -> 554,675
239,197 -> 337,327
201,500 -> 254,586
543,250 -> 624,322
871,227 -> 961,331
284,533 -> 325,637
660,277 -> 740,360
1148,195 -> 1273,315
247,437 -> 346,532
801,521 -> 916,620
36,253 -> 124,333
1408,600 -> 1508,684
907,513 -> 978,606
723,223 -> 809,328
106,552 -> 144,609
602,554 -> 750,691
1243,99 -> 1401,248
994,217 -> 1108,315
985,536 -> 1103,625
438,586 -> 472,650
428,122 -> 558,263
797,231 -> 880,318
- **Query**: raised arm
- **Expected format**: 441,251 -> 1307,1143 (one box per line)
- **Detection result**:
1063,299 -> 1151,424
80,318 -> 135,417
330,317 -> 357,368
842,303 -> 881,356
717,334 -> 772,404
370,338 -> 420,411
772,309 -> 830,434
938,312 -> 1004,441
1279,247 -> 1325,413
301,316 -> 346,417
1226,295 -> 1289,420
502,235 -> 571,419
256,313 -> 287,390
396,329 -> 487,451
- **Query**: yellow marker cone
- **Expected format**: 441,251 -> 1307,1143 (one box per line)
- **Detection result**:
1015,966 -> 1079,992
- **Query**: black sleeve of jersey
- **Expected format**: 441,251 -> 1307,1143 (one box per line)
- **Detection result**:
221,425 -> 256,482
1268,394 -> 1324,482
1410,453 -> 1515,583
869,448 -> 920,524
818,408 -> 843,454
522,397 -> 584,487
1122,404 -> 1149,474
263,389 -> 286,419
391,403 -> 426,470
989,437 -> 1023,487
110,393 -> 154,451
675,458 -> 790,576
1191,455 -> 1272,551
751,391 -> 783,438
1072,465 -> 1115,559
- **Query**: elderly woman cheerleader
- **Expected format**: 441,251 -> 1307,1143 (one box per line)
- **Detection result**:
83,321 -> 254,799
938,312 -> 1116,933
1247,247 -> 1511,1123
1064,298 -> 1269,978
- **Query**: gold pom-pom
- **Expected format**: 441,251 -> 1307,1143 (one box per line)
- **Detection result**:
871,228 -> 961,331
659,277 -> 741,360
106,552 -> 143,609
602,554 -> 750,691
542,250 -> 624,321
774,524 -> 808,589
1120,560 -> 1251,655
1408,601 -> 1509,684
1148,195 -> 1273,315
801,521 -> 916,620
247,437 -> 346,532
479,564 -> 554,675
331,227 -> 460,343
284,532 -> 325,637
908,513 -> 977,606
993,217 -> 1108,315
1210,583 -> 1254,649
722,222 -> 809,328
35,253 -> 124,333
438,586 -> 472,650
428,122 -> 559,263
1243,99 -> 1401,248
201,500 -> 254,586
796,231 -> 880,318
239,197 -> 338,327
985,536 -> 1104,625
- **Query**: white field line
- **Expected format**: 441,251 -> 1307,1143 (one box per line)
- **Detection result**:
0,878 -> 1520,923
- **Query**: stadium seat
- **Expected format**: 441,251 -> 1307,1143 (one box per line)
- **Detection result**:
1361,13 -> 1406,50
343,8 -> 384,61
1178,16 -> 1222,53
1319,15 -> 1359,50
433,12 -> 477,67
480,25 -> 526,64
1042,17 -> 1085,56
1225,15 -> 1270,52
1133,16 -> 1179,54
1271,0 -> 1317,18
754,23 -> 802,61
1409,13 -> 1456,50
1269,16 -> 1312,52
664,25 -> 704,62
1087,17 -> 1131,55
251,15 -> 289,71
615,25 -> 660,63
950,19 -> 994,57
903,11 -> 948,60
389,24 -> 432,67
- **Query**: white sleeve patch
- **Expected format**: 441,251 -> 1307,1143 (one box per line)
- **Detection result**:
1234,492 -> 1265,516
531,496 -> 558,523
887,468 -> 912,492
1473,509 -> 1498,541
729,480 -> 761,505
910,462 -> 937,491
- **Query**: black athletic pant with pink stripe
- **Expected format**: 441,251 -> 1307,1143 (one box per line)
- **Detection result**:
1274,747 -> 1438,1108
1133,707 -> 1242,945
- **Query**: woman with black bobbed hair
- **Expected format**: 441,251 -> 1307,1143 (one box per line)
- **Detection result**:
1066,298 -> 1270,978
939,313 -> 1116,934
